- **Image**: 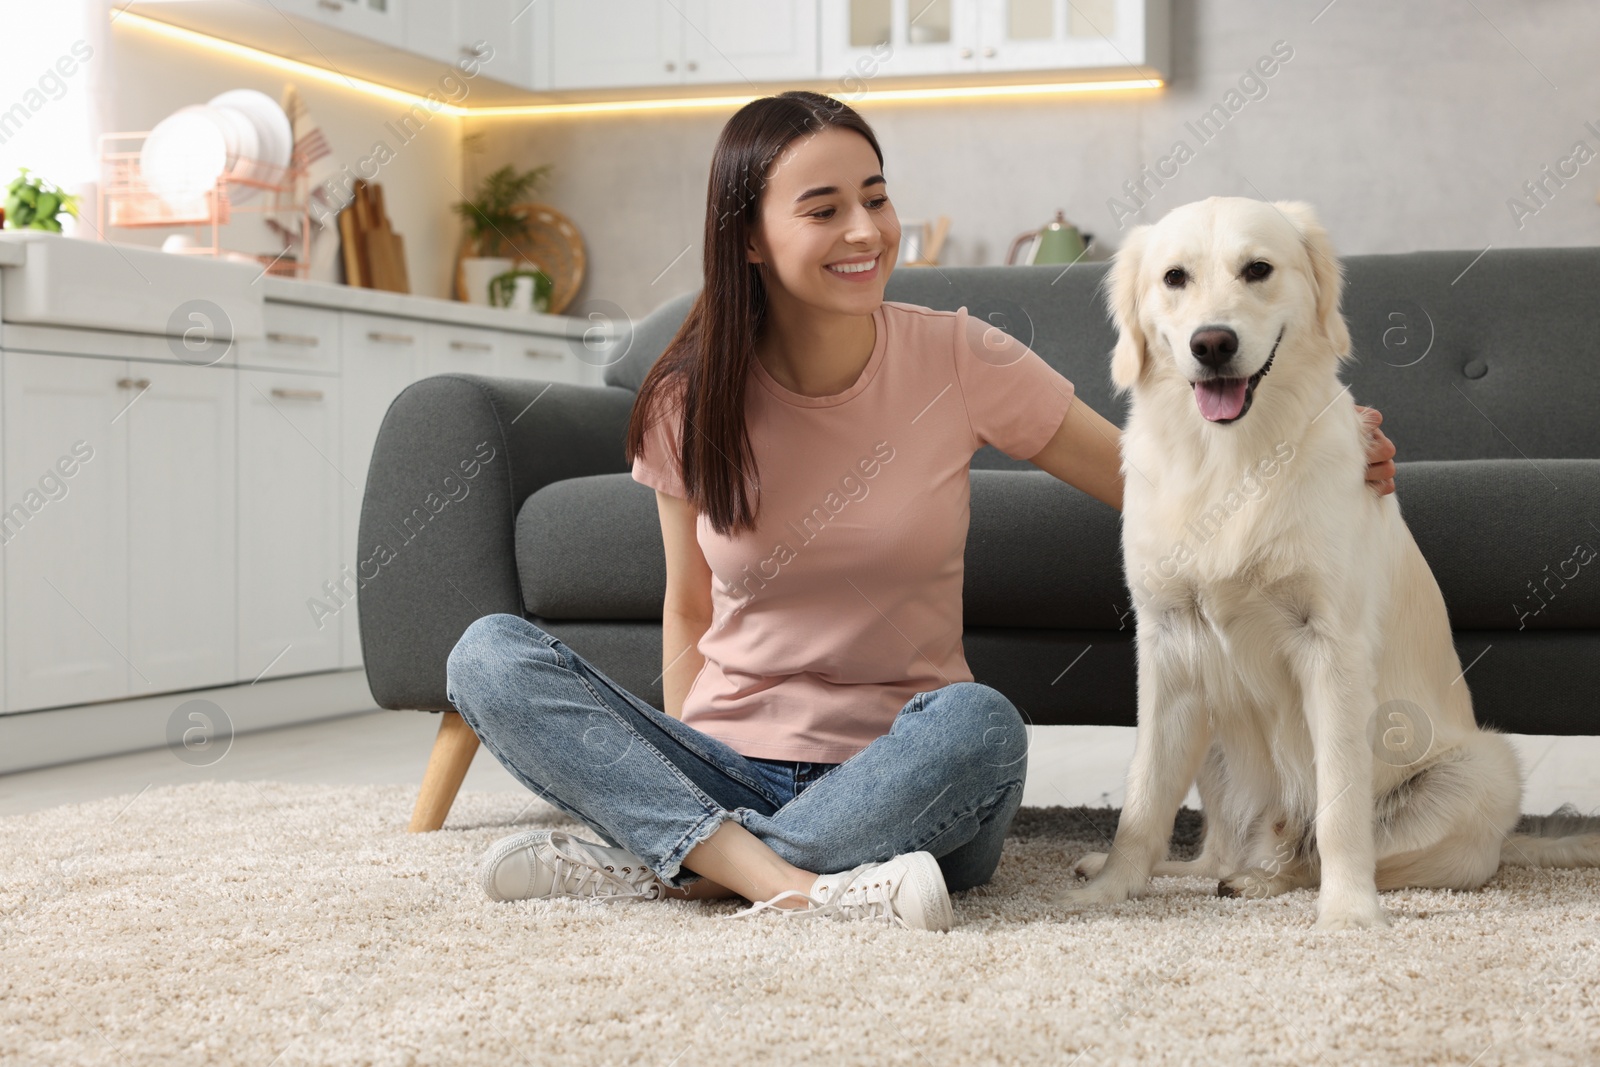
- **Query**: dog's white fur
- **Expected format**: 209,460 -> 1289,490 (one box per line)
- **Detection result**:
1054,196 -> 1600,930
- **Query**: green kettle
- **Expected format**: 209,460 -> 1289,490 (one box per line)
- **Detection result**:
1006,210 -> 1088,265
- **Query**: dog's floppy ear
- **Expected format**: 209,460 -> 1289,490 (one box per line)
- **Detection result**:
1106,224 -> 1151,392
1272,200 -> 1352,361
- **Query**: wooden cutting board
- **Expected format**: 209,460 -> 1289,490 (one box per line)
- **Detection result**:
338,181 -> 369,288
362,182 -> 409,293
338,179 -> 410,293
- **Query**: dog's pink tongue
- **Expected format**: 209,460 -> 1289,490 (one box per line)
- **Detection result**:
1195,378 -> 1248,422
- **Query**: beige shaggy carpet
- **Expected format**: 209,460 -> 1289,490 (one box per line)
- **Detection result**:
2,781 -> 1598,1066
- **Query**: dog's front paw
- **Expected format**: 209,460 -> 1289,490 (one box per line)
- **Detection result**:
1051,878 -> 1134,912
1071,851 -> 1108,879
1313,897 -> 1392,931
1217,866 -> 1296,900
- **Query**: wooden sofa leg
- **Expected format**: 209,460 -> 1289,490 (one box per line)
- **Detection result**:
408,711 -> 481,832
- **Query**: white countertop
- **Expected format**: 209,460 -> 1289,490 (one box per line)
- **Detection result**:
262,275 -> 592,336
0,233 -> 604,341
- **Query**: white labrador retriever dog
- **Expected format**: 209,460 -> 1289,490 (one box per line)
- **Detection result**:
1055,196 -> 1600,930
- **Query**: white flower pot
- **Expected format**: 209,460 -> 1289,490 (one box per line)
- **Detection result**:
461,256 -> 514,305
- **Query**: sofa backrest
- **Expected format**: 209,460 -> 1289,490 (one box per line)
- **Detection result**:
604,246 -> 1600,465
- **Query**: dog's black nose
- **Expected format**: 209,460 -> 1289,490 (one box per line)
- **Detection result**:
1190,327 -> 1239,369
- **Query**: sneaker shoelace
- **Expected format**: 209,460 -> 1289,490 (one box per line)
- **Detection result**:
550,847 -> 666,903
721,861 -> 904,926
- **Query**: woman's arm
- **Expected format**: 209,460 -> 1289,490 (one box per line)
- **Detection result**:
1025,396 -> 1126,511
662,610 -> 710,719
656,489 -> 714,719
1025,399 -> 1400,510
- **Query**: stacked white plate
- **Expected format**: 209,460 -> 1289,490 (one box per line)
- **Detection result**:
139,89 -> 294,214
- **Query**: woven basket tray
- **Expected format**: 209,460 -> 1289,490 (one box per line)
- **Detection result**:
454,202 -> 585,313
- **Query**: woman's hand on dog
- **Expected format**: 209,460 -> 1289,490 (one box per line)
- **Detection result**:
1357,405 -> 1397,496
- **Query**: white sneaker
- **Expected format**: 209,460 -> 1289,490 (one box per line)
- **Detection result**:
724,850 -> 954,931
478,829 -> 668,903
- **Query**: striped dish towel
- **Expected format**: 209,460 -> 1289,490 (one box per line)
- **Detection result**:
281,83 -> 342,230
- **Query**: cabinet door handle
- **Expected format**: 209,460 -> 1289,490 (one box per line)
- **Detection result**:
117,377 -> 151,390
367,331 -> 415,344
271,387 -> 326,401
983,46 -> 996,57
318,0 -> 342,10
267,331 -> 320,347
665,60 -> 676,71
461,42 -> 489,58
524,349 -> 560,360
686,60 -> 697,71
449,340 -> 494,352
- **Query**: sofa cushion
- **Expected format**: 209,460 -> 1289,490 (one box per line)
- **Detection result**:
1400,458 -> 1600,631
516,460 -> 1600,633
516,473 -> 666,621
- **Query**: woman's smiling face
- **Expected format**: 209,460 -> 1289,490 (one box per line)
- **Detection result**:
746,125 -> 901,314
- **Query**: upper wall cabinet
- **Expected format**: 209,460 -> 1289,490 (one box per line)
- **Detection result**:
125,0 -> 1164,104
683,0 -> 821,85
537,1 -> 819,91
125,0 -> 542,105
128,0 -> 409,57
820,0 -> 1166,81
823,0 -> 977,77
276,0 -> 406,49
980,0 -> 1163,74
540,0 -> 680,90
405,0 -> 535,89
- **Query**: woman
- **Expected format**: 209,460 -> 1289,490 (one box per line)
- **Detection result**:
445,91 -> 1399,931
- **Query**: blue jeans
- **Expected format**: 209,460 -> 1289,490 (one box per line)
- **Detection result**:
444,614 -> 1028,893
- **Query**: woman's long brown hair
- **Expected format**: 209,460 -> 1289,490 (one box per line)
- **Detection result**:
623,90 -> 886,538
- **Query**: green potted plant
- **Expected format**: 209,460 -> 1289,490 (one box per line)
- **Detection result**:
453,162 -> 552,304
4,168 -> 81,232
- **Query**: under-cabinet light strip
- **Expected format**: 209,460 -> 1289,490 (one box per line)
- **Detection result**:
114,10 -> 1163,116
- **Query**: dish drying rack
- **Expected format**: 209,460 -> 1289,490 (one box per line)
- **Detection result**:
94,130 -> 314,278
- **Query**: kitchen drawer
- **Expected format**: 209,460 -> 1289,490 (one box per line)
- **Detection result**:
502,335 -> 588,386
421,320 -> 503,380
2,322 -> 216,364
237,304 -> 341,374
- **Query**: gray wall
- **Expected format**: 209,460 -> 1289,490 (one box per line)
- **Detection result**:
465,0 -> 1600,326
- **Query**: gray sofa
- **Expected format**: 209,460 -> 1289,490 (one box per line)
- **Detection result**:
359,250 -> 1600,828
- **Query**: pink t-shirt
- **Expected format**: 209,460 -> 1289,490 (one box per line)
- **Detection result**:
631,299 -> 1076,762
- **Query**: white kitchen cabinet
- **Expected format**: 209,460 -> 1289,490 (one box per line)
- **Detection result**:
129,0 -> 1163,108
0,373 -> 4,714
128,0 -> 406,56
822,0 -> 979,78
543,0 -> 682,89
821,0 -> 1164,80
976,0 -> 1162,74
541,0 -> 819,90
2,351 -> 234,710
127,357 -> 238,696
2,229 -> 608,718
406,0 -> 536,88
338,313 -> 423,670
238,368 -> 344,682
681,0 -> 819,84
460,0 -> 537,88
275,0 -> 407,48
2,352 -> 131,712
